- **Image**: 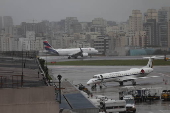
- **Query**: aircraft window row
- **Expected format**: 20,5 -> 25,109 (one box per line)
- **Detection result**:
93,76 -> 100,78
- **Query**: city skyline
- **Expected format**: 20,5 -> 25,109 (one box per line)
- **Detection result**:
0,0 -> 170,25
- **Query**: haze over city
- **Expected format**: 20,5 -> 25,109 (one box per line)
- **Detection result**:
1,0 -> 170,24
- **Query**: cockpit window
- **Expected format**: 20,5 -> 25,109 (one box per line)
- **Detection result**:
93,76 -> 98,78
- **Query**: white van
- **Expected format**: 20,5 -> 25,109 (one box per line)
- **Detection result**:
123,95 -> 136,113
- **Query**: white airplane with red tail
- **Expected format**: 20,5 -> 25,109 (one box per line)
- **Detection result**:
87,56 -> 163,88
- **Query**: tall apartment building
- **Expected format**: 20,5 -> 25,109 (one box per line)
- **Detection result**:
107,21 -> 117,26
143,9 -> 158,46
50,20 -> 65,33
132,31 -> 147,47
0,34 -> 11,51
169,19 -> 170,48
0,16 -> 2,32
90,18 -> 107,35
65,17 -> 79,34
157,8 -> 168,47
90,26 -> 106,35
80,22 -> 91,33
143,19 -> 157,46
144,9 -> 158,22
107,32 -> 127,56
92,18 -> 107,26
93,35 -> 109,54
3,16 -> 13,28
10,37 -> 19,51
106,26 -> 119,34
20,21 -> 48,37
161,7 -> 170,48
70,22 -> 82,33
129,10 -> 143,32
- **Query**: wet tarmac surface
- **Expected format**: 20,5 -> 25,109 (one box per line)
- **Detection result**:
45,56 -> 170,113
39,55 -> 161,62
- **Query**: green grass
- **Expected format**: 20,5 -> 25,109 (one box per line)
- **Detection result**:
47,59 -> 170,66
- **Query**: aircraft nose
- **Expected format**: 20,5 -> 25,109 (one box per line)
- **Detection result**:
87,79 -> 93,85
151,68 -> 153,71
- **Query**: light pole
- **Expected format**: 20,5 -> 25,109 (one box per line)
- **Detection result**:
21,43 -> 23,87
57,74 -> 62,104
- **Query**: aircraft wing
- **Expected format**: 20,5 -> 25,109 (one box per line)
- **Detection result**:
68,48 -> 83,57
68,51 -> 82,57
138,76 -> 159,79
116,76 -> 159,82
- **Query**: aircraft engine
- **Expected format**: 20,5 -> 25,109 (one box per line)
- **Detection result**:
81,53 -> 88,57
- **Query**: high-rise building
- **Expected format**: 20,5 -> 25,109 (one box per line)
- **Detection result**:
161,7 -> 170,48
92,18 -> 107,26
90,18 -> 107,35
132,31 -> 147,47
129,10 -> 143,32
144,9 -> 158,22
20,21 -> 48,37
0,16 -> 2,32
162,7 -> 170,20
158,8 -> 168,22
168,19 -> 170,48
143,19 -> 157,46
3,16 -> 13,28
93,35 -> 109,54
157,8 -> 168,47
64,17 -> 78,34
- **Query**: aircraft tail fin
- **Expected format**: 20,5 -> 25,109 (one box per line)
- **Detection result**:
143,56 -> 164,68
43,40 -> 53,49
44,46 -> 59,54
43,40 -> 58,54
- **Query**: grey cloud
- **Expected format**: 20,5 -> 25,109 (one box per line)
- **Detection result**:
0,0 -> 170,25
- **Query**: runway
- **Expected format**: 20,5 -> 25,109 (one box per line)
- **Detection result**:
45,55 -> 170,113
39,55 -> 170,63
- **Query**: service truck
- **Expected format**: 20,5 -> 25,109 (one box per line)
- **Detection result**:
123,95 -> 136,113
89,95 -> 126,113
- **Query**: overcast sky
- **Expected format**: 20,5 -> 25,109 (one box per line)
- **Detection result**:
0,0 -> 170,25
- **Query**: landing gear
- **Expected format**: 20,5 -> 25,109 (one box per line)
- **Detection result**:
91,83 -> 106,89
132,80 -> 136,86
68,56 -> 71,59
74,56 -> 77,59
91,84 -> 97,89
119,82 -> 124,86
100,85 -> 102,89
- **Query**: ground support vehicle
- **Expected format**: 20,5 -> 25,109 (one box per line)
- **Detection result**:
161,90 -> 170,101
123,95 -> 136,113
132,87 -> 162,102
133,88 -> 149,102
90,95 -> 126,113
145,87 -> 162,101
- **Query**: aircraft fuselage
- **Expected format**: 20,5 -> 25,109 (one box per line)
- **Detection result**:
87,68 -> 153,85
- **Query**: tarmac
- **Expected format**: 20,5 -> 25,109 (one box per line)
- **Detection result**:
46,55 -> 170,113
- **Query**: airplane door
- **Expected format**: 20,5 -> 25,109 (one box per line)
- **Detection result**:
100,75 -> 104,82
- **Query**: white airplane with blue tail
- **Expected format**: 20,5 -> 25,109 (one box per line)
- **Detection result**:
43,40 -> 98,59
